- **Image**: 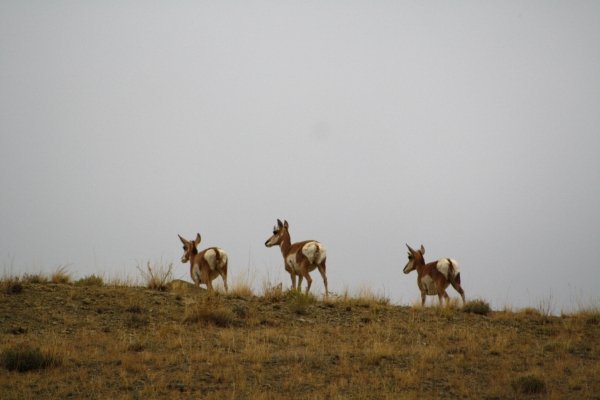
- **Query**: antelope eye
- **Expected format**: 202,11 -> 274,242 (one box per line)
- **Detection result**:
273,230 -> 277,235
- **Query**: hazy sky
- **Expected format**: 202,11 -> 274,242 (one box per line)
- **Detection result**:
2,1 -> 599,313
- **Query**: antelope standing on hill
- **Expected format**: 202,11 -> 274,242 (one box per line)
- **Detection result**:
178,233 -> 228,293
265,219 -> 328,295
403,244 -> 465,306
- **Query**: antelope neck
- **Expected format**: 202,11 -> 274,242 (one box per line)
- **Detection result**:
278,231 -> 292,258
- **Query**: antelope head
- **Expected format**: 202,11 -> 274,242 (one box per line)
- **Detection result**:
178,233 -> 201,263
265,219 -> 288,247
403,244 -> 425,274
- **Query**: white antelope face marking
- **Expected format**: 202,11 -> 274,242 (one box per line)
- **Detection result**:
403,252 -> 415,274
265,219 -> 287,248
265,228 -> 281,247
180,242 -> 194,263
404,244 -> 425,274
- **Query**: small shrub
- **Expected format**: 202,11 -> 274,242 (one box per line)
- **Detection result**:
463,299 -> 491,316
228,272 -> 255,298
521,307 -> 540,315
3,278 -> 23,294
354,287 -> 391,307
570,309 -> 600,325
127,342 -> 145,352
511,375 -> 546,395
585,312 -> 600,326
286,291 -> 315,315
126,304 -> 144,314
50,266 -> 72,284
228,282 -> 254,298
137,262 -> 173,291
183,304 -> 236,327
126,314 -> 149,329
232,304 -> 249,319
21,273 -> 48,284
1,345 -> 60,372
263,282 -> 284,303
333,287 -> 389,308
76,274 -> 104,287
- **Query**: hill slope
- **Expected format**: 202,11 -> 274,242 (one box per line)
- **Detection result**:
1,282 -> 599,399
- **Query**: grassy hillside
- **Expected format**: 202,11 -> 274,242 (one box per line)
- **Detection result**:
1,276 -> 599,399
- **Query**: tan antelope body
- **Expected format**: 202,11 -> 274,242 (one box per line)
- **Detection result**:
265,219 -> 328,295
178,233 -> 228,292
403,244 -> 465,306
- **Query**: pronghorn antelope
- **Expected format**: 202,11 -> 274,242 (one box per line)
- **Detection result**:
178,233 -> 228,293
265,219 -> 328,295
403,244 -> 465,306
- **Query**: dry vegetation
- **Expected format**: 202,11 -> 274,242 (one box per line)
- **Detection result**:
1,274 -> 599,399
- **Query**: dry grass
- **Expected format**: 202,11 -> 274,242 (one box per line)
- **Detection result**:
0,345 -> 61,372
136,261 -> 173,291
463,298 -> 492,315
2,277 -> 23,294
227,272 -> 254,298
75,274 -> 104,287
262,281 -> 285,302
1,280 -> 599,399
50,265 -> 72,284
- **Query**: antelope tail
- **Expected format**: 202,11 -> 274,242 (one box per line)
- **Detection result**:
447,259 -> 461,284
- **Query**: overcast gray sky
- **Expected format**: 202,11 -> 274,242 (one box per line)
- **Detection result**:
2,1 -> 599,313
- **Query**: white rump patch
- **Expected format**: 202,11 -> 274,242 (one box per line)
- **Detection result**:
204,248 -> 227,271
436,259 -> 459,280
302,241 -> 326,265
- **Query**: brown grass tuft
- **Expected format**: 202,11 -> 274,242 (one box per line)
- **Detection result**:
21,273 -> 48,284
463,299 -> 492,315
50,265 -> 72,284
511,374 -> 546,395
286,291 -> 316,315
75,274 -> 104,287
2,277 -> 23,294
262,282 -> 285,302
1,345 -> 61,372
137,261 -> 173,291
227,279 -> 254,298
182,301 -> 237,327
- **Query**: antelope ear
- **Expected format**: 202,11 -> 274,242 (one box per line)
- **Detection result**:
283,220 -> 289,228
420,245 -> 425,255
277,219 -> 283,228
195,233 -> 202,246
178,234 -> 187,244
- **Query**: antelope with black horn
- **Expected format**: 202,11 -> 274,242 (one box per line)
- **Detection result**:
403,244 -> 465,306
178,233 -> 228,293
265,219 -> 328,296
